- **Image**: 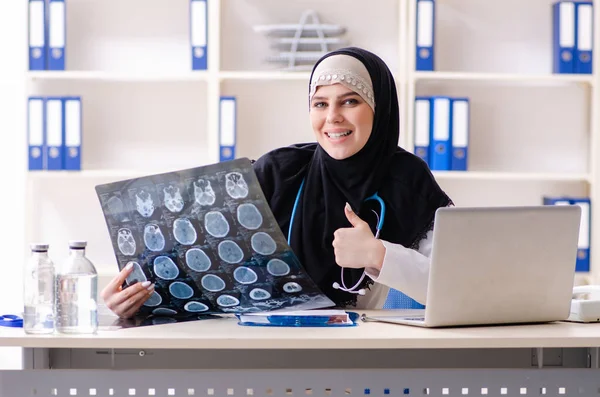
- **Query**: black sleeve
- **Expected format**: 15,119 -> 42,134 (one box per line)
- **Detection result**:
252,154 -> 276,204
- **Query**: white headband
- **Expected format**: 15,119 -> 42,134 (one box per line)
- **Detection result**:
309,54 -> 375,111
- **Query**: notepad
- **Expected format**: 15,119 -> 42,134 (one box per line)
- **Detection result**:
237,309 -> 358,327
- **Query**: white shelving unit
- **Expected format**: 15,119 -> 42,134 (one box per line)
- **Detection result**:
22,0 -> 599,289
404,0 -> 600,285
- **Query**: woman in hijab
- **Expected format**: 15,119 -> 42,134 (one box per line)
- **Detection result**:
101,47 -> 453,317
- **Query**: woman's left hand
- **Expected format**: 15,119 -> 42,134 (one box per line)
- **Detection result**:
332,203 -> 386,270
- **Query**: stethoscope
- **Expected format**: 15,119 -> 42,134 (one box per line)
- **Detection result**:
287,179 -> 385,296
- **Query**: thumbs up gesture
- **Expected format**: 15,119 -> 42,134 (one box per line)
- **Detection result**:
332,203 -> 386,271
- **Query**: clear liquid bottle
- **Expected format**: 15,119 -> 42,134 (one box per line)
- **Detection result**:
55,240 -> 98,334
23,243 -> 55,334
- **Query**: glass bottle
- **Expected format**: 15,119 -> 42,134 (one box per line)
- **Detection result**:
55,240 -> 98,334
23,243 -> 55,334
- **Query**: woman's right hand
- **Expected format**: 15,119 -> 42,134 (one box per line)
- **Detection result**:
100,263 -> 155,319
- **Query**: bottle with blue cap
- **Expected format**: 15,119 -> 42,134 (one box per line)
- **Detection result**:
55,240 -> 98,334
23,243 -> 55,334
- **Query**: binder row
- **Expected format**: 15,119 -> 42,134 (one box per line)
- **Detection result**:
553,1 -> 594,74
543,196 -> 591,272
414,96 -> 470,171
27,95 -> 232,171
28,96 -> 82,171
28,0 -> 65,71
28,0 -> 208,71
416,0 -> 594,74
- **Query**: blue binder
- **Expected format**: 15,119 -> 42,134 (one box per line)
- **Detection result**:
416,0 -> 435,71
45,97 -> 64,170
47,0 -> 66,70
553,1 -> 576,74
575,1 -> 593,74
543,196 -> 591,272
543,196 -> 572,206
450,97 -> 469,171
190,0 -> 208,70
429,96 -> 451,171
414,96 -> 432,166
572,197 -> 591,272
28,0 -> 46,71
63,96 -> 82,170
27,97 -> 45,170
219,96 -> 236,162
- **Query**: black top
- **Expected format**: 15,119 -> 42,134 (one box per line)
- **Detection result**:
253,47 -> 452,307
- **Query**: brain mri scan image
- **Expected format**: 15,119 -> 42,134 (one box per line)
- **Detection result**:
236,203 -> 263,230
117,228 -> 136,256
163,185 -> 185,213
96,158 -> 334,316
204,211 -> 230,238
185,248 -> 211,272
173,218 -> 197,245
194,178 -> 216,206
135,190 -> 155,218
144,224 -> 166,252
225,172 -> 249,199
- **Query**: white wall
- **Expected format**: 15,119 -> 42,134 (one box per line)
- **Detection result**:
0,0 -> 27,369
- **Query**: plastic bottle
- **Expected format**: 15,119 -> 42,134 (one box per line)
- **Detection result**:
23,243 -> 55,334
55,240 -> 98,334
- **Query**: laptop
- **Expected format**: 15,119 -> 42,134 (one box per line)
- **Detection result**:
362,205 -> 581,328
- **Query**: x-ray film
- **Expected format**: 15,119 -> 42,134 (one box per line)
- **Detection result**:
95,158 -> 335,316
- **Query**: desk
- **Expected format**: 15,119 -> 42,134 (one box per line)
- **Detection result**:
0,310 -> 599,397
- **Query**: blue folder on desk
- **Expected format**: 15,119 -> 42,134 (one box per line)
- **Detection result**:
237,310 -> 359,327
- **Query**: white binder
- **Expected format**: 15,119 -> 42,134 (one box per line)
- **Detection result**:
45,97 -> 63,170
47,0 -> 66,70
28,97 -> 45,170
219,97 -> 236,162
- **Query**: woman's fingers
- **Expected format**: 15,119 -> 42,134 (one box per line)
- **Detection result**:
104,280 -> 154,318
100,264 -> 134,301
121,286 -> 154,318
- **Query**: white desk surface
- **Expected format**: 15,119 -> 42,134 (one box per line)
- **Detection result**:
0,311 -> 599,350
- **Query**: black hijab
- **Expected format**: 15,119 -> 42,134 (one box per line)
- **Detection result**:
253,47 -> 452,307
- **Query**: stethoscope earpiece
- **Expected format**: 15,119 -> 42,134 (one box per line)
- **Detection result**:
333,279 -> 367,296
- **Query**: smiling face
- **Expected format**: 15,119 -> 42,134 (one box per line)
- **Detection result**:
309,83 -> 375,160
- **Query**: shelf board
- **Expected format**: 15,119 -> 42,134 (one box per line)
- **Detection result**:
413,71 -> 594,85
27,70 -> 315,82
27,71 -> 210,82
219,71 -> 311,81
28,170 -> 591,183
27,169 -> 164,180
432,171 -> 591,182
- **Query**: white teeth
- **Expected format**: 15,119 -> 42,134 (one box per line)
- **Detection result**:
327,131 -> 351,139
